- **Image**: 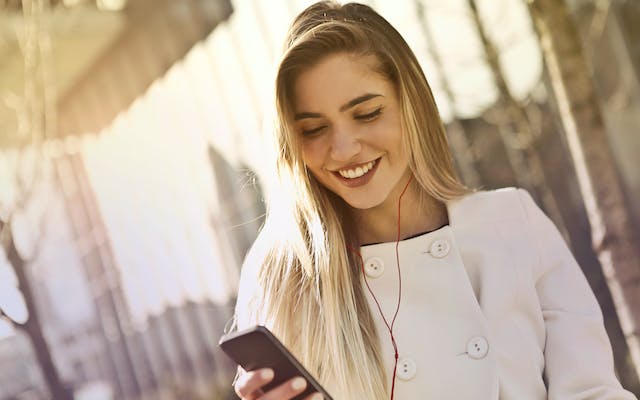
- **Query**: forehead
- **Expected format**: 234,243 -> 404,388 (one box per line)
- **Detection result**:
292,53 -> 392,111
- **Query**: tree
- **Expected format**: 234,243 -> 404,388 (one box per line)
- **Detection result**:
466,0 -> 568,240
414,0 -> 482,189
0,217 -> 71,400
526,0 -> 640,380
0,0 -> 72,398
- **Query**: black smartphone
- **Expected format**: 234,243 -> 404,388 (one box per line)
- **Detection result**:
218,325 -> 333,400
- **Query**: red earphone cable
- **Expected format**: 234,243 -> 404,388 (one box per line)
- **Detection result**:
349,175 -> 412,400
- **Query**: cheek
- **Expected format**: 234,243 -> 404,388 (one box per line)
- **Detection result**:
381,118 -> 405,155
300,139 -> 326,169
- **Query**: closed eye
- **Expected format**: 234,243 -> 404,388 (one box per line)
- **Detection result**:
355,107 -> 383,121
301,125 -> 327,136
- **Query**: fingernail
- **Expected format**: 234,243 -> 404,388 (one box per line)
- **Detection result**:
260,369 -> 274,380
291,377 -> 306,390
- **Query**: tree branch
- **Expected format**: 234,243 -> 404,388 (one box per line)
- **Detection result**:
0,307 -> 8,321
0,306 -> 23,329
25,201 -> 52,264
0,214 -> 12,255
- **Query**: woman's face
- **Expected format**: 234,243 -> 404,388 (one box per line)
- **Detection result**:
293,52 -> 411,210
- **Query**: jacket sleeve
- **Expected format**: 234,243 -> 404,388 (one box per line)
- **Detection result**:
517,189 -> 637,399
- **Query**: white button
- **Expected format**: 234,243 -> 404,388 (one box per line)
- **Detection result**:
363,257 -> 384,278
396,357 -> 417,381
466,336 -> 489,359
429,239 -> 450,258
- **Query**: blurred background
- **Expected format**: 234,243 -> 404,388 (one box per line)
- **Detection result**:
0,0 -> 639,399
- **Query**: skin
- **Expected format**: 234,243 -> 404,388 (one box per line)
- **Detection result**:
234,368 -> 322,400
294,52 -> 447,244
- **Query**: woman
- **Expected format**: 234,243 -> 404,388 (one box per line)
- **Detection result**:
231,1 -> 637,399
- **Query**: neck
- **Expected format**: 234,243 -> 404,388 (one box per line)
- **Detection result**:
353,177 -> 449,245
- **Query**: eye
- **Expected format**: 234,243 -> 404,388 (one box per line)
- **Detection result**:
355,107 -> 383,121
301,125 -> 327,137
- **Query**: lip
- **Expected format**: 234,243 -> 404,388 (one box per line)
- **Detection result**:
331,157 -> 381,188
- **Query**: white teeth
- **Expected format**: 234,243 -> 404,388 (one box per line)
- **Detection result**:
338,160 -> 376,179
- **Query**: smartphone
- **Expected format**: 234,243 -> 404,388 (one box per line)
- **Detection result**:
218,325 -> 333,400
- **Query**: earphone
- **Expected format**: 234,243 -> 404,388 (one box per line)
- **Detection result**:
349,175 -> 413,400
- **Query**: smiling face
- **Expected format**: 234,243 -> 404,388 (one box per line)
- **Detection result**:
292,52 -> 412,211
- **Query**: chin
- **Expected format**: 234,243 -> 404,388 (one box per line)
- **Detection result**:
342,195 -> 382,210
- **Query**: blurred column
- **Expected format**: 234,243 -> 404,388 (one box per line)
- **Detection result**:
54,153 -> 141,399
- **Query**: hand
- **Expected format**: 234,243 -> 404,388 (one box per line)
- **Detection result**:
234,368 -> 323,400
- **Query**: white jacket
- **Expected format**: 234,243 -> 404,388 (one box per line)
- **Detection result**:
360,188 -> 637,399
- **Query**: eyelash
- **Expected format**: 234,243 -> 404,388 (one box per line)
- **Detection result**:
300,107 -> 383,136
301,126 -> 326,136
355,107 -> 383,121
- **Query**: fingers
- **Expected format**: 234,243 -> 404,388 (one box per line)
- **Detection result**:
255,376 -> 310,399
234,368 -> 273,399
234,369 -> 323,400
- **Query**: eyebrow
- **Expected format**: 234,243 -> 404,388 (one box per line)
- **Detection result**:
294,93 -> 383,120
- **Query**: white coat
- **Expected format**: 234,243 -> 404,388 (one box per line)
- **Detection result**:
359,187 -> 637,399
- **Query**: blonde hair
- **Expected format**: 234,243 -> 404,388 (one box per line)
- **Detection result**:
235,2 -> 469,399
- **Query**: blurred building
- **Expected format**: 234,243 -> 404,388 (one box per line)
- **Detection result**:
0,0 -> 250,399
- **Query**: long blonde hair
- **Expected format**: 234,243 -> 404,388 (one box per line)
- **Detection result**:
235,2 -> 469,399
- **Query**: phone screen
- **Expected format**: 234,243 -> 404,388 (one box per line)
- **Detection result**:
218,325 -> 333,400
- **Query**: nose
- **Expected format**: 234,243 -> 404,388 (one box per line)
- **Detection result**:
329,127 -> 361,162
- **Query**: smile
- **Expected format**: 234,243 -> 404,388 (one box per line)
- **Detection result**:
338,159 -> 377,179
332,158 -> 380,187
